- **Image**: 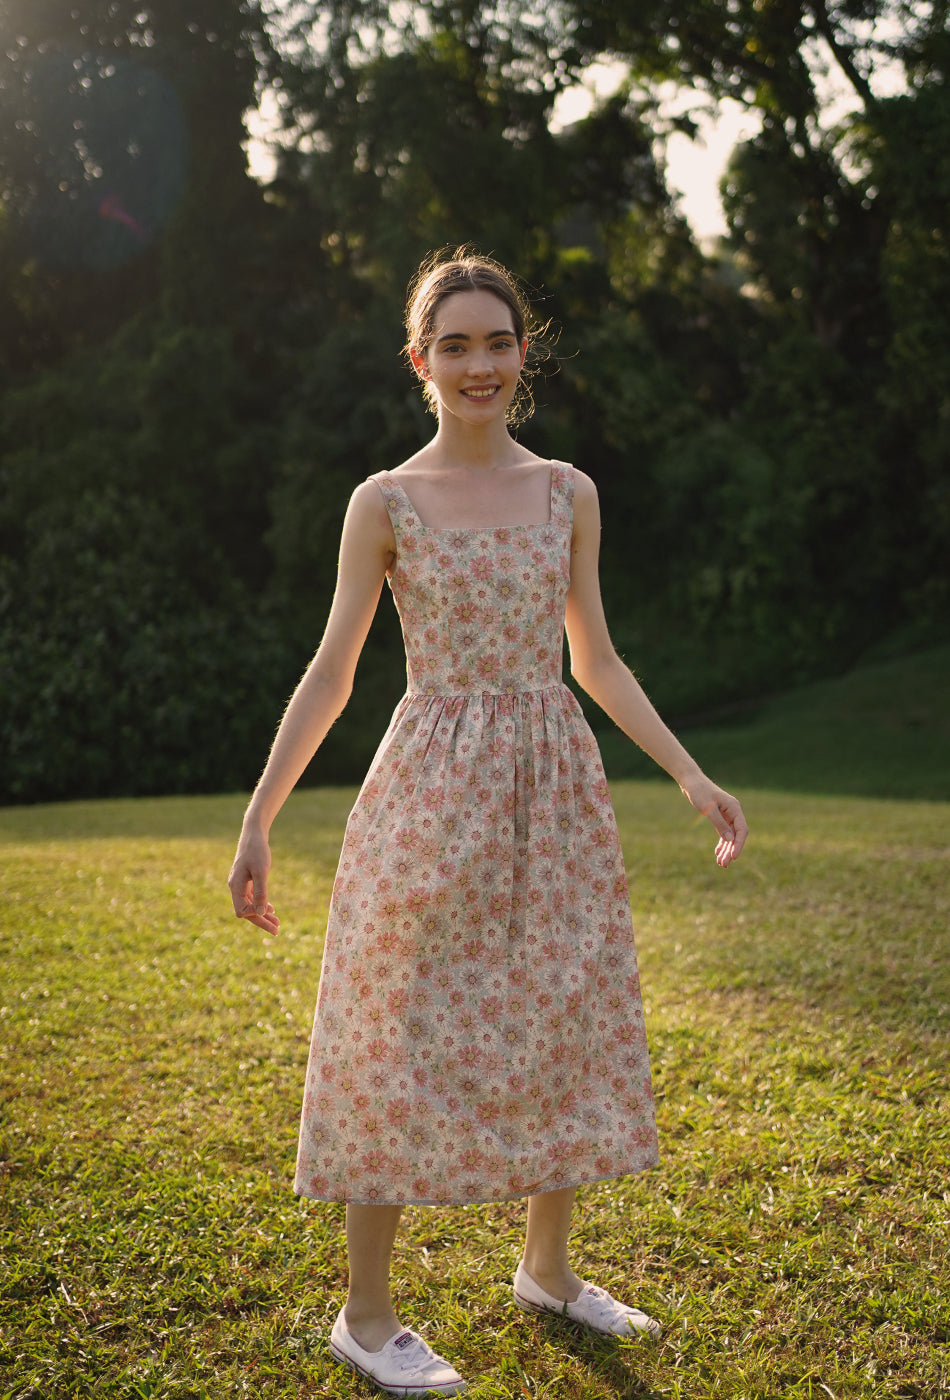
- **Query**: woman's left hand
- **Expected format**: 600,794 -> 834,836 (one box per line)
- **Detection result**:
679,774 -> 749,868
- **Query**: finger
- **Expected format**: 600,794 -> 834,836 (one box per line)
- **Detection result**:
238,903 -> 281,936
715,818 -> 747,867
721,803 -> 748,859
228,870 -> 253,917
252,869 -> 269,918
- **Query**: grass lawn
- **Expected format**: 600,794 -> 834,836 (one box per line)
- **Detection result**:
597,643 -> 950,802
3,662 -> 949,1397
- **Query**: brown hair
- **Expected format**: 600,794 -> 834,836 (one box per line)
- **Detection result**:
404,247 -> 542,425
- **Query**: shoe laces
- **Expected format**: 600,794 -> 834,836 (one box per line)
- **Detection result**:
388,1331 -> 438,1375
582,1285 -> 651,1328
581,1285 -> 622,1321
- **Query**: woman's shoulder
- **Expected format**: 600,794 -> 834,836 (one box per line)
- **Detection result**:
346,478 -> 399,537
565,465 -> 598,500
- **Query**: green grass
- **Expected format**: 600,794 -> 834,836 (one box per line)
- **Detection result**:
3,653 -> 949,1398
598,643 -> 950,801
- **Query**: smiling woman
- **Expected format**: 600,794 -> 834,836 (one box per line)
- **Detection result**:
409,291 -> 526,429
403,248 -> 542,425
227,246 -> 747,1396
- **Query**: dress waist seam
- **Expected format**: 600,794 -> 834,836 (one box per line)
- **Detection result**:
404,682 -> 567,699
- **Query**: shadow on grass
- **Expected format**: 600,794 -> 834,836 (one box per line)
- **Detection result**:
536,1318 -> 666,1399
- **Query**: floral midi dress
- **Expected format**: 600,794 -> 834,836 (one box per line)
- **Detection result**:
293,462 -> 659,1205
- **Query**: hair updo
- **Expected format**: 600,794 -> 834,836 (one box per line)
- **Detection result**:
404,247 -> 541,425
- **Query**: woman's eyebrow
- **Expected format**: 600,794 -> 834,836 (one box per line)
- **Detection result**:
435,329 -> 516,344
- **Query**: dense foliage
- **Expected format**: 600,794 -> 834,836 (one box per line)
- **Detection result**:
1,0 -> 947,802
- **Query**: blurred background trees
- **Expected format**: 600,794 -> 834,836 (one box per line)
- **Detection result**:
1,0 -> 947,801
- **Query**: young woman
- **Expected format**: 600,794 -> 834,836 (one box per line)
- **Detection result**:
228,250 -> 748,1396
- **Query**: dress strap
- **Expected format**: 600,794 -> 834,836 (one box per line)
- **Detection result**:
369,471 -> 414,535
549,461 -> 575,529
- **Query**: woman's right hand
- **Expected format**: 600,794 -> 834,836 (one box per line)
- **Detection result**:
228,828 -> 280,936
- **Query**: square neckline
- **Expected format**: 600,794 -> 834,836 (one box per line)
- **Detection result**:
380,460 -> 559,533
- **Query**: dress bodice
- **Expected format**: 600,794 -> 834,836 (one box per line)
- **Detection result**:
374,463 -> 574,696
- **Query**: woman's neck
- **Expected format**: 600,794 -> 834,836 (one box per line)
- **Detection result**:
427,416 -> 525,472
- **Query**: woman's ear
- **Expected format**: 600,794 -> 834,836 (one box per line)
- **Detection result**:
409,346 -> 429,379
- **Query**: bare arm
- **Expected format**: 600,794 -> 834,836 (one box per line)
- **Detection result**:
227,480 -> 396,931
564,470 -> 748,867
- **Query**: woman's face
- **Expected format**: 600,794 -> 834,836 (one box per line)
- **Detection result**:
411,289 -> 527,425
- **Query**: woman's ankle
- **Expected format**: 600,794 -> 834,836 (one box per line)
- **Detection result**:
342,1300 -> 402,1353
519,1257 -> 584,1303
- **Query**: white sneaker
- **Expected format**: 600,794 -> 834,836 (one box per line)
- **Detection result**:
513,1263 -> 660,1339
329,1308 -> 467,1395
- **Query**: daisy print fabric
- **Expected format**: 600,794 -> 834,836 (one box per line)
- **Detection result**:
293,463 -> 658,1205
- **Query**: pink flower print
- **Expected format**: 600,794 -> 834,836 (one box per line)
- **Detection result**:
457,1008 -> 478,1034
461,935 -> 486,968
475,1099 -> 500,1127
487,892 -> 508,920
472,555 -> 494,580
367,1038 -> 388,1062
493,528 -> 511,545
476,653 -> 502,684
386,1097 -> 412,1128
458,1146 -> 487,1174
453,600 -> 478,622
405,887 -> 430,915
457,1042 -> 482,1069
386,988 -> 410,1016
361,1149 -> 386,1174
